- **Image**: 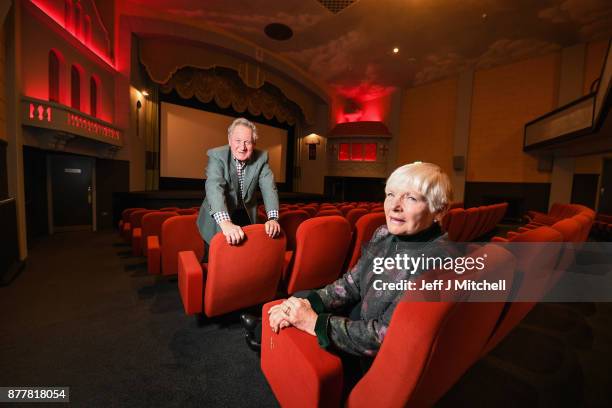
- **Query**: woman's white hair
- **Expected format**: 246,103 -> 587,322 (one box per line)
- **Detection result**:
386,162 -> 453,213
228,117 -> 258,141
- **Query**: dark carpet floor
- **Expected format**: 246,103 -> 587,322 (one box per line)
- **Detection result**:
0,230 -> 278,407
1,230 -> 611,407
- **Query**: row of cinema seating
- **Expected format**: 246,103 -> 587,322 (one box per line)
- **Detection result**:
259,205 -> 595,407
441,202 -> 508,241
118,207 -> 204,276
174,200 -> 501,319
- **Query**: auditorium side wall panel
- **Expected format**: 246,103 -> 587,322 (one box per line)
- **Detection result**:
467,53 -> 560,183
396,78 -> 457,177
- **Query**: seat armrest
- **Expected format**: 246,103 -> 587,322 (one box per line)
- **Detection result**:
132,227 -> 142,256
261,301 -> 343,408
122,222 -> 132,241
178,250 -> 205,315
147,235 -> 161,275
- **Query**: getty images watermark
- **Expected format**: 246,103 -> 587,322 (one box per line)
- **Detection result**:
370,253 -> 507,292
363,241 -> 612,302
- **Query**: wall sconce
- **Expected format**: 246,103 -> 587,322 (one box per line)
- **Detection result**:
136,99 -> 142,137
304,133 -> 320,160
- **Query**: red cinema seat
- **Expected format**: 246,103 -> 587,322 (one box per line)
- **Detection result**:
130,209 -> 154,256
443,208 -> 467,241
345,208 -> 368,231
178,225 -> 286,317
457,207 -> 481,242
160,207 -> 179,211
300,206 -> 317,218
176,209 -> 196,215
285,216 -> 352,294
141,211 -> 178,256
340,205 -> 356,217
149,214 -> 204,276
278,210 -> 309,252
120,207 -> 145,240
315,209 -> 343,217
262,244 -> 515,408
119,207 -> 146,239
346,212 -> 386,270
482,226 -> 563,354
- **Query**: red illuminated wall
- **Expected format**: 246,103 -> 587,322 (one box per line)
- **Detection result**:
22,0 -> 116,123
332,85 -> 396,125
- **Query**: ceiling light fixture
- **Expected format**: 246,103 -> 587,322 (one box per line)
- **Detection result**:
393,47 -> 399,54
141,90 -> 149,96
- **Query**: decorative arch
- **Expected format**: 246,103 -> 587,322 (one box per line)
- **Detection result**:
71,64 -> 84,110
90,75 -> 101,117
48,49 -> 64,103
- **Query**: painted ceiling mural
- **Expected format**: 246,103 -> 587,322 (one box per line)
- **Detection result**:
125,0 -> 612,97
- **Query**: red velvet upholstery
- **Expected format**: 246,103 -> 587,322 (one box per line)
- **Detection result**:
278,210 -> 309,251
316,209 -> 343,217
261,300 -> 344,408
262,244 -> 515,407
160,215 -> 204,276
300,206 -> 317,218
443,208 -> 466,241
346,212 -> 386,270
176,208 -> 197,215
482,226 -> 563,354
177,224 -> 286,316
160,207 -> 179,211
119,207 -> 145,238
129,209 -> 154,256
286,216 -> 352,294
140,211 -> 178,255
340,205 -> 356,217
345,208 -> 368,231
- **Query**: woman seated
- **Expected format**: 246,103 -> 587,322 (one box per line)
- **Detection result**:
243,162 -> 452,364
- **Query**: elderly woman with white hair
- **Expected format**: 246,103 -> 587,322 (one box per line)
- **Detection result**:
243,162 -> 452,363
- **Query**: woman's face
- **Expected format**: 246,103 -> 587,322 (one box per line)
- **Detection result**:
384,186 -> 436,235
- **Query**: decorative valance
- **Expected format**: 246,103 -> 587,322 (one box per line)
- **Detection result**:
160,66 -> 303,125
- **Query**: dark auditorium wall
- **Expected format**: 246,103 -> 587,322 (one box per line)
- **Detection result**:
0,140 -> 7,200
96,158 -> 129,230
23,146 -> 49,246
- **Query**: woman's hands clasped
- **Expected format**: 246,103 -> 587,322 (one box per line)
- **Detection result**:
268,297 -> 318,336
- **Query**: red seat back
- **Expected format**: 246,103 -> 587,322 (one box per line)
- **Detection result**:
205,224 -> 286,317
129,209 -> 154,229
141,211 -> 178,252
315,209 -> 342,217
287,216 -> 352,294
278,210 -> 309,251
345,208 -> 369,231
122,207 -> 145,223
347,212 -> 386,270
161,215 -> 204,276
349,244 -> 515,407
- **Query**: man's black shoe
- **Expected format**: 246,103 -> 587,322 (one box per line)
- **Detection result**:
245,331 -> 261,352
240,313 -> 260,333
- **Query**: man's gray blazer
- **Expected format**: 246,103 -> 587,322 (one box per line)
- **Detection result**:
196,145 -> 279,244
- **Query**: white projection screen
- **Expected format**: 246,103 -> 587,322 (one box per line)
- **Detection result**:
160,102 -> 287,182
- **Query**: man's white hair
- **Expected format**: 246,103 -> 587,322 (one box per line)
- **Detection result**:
386,162 -> 453,213
228,117 -> 258,141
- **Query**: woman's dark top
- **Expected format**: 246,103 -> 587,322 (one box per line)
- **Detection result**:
306,223 -> 448,356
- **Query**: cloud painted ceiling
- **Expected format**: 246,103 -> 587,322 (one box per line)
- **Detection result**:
124,0 -> 612,94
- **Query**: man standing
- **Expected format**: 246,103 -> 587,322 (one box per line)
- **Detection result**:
197,118 -> 281,247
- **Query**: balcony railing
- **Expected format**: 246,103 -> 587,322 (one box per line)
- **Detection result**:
524,40 -> 611,151
21,96 -> 123,147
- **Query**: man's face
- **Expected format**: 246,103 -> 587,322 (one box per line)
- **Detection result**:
229,125 -> 255,161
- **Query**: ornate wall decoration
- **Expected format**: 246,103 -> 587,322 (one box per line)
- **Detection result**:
160,66 -> 304,125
